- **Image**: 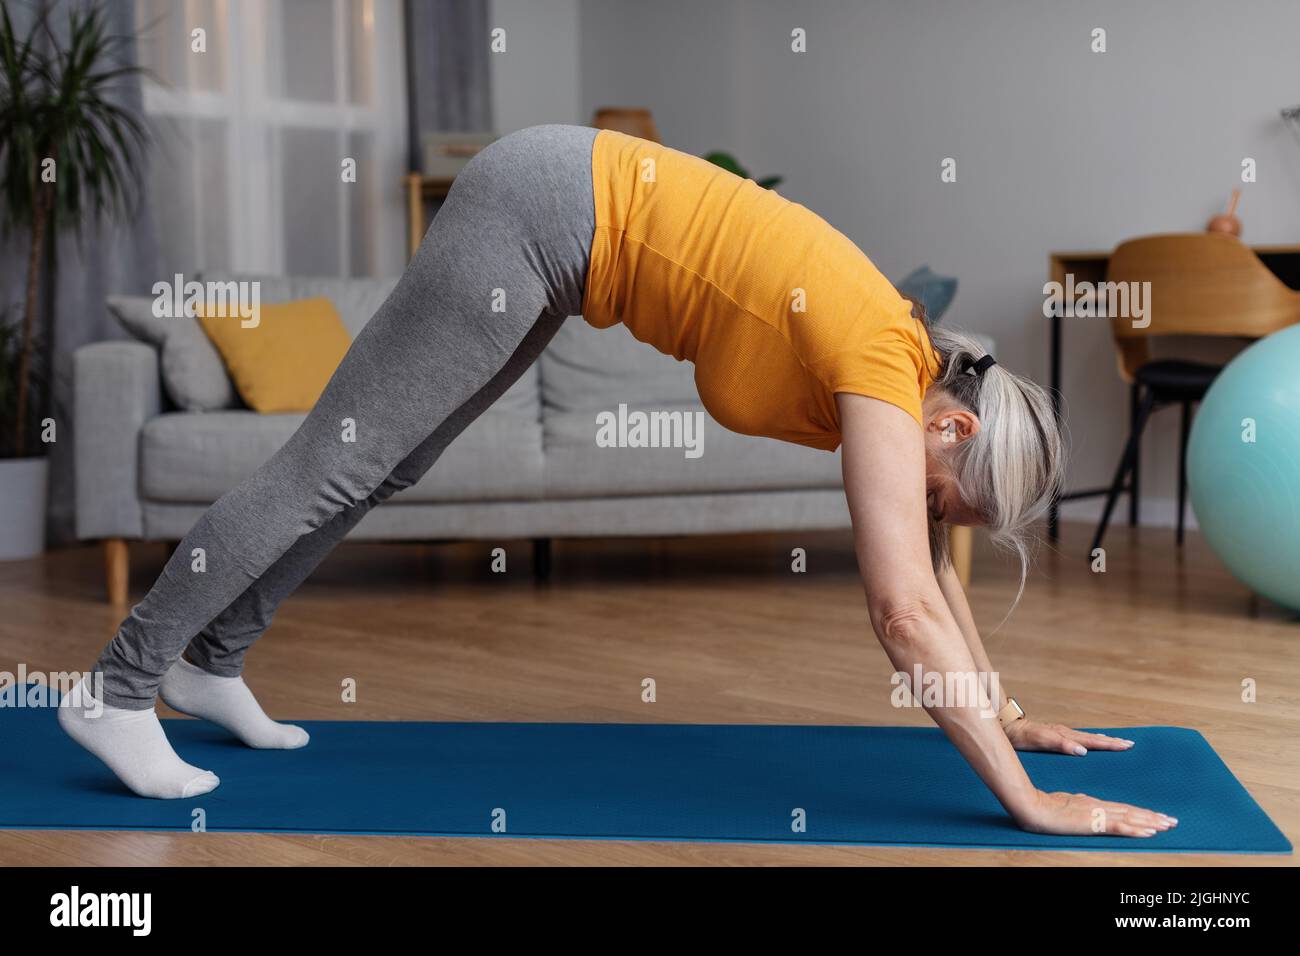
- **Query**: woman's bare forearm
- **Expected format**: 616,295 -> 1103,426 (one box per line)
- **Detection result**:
865,568 -> 1037,820
936,559 -> 1008,711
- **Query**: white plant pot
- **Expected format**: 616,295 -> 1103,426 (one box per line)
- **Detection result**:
0,457 -> 48,560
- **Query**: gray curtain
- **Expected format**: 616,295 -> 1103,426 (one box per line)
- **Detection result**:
406,0 -> 493,163
0,0 -> 162,545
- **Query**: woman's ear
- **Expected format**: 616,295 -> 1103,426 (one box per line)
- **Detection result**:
927,408 -> 981,446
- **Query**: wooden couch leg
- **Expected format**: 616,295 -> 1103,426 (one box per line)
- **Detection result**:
950,526 -> 973,590
104,538 -> 129,606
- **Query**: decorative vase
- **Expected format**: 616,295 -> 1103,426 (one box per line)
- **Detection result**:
591,107 -> 661,144
1206,189 -> 1242,238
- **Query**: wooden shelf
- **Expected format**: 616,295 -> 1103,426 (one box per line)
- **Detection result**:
404,173 -> 457,258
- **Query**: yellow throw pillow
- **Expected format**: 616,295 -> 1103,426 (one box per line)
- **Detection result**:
196,297 -> 352,413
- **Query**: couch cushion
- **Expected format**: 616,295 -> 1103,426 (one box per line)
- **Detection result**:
213,274 -> 395,337
540,319 -> 698,413
196,297 -> 353,413
896,265 -> 958,323
542,402 -> 843,498
108,294 -> 239,412
206,273 -> 540,420
141,407 -> 544,503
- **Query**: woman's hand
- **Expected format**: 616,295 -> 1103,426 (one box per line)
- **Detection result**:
1005,719 -> 1135,755
1016,790 -> 1178,837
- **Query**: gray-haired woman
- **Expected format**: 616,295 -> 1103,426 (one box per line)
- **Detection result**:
62,125 -> 1176,838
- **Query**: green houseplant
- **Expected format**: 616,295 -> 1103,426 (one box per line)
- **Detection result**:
703,150 -> 783,190
0,2 -> 147,558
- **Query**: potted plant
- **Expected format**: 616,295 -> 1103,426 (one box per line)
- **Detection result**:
0,3 -> 147,559
0,303 -> 49,558
703,151 -> 783,190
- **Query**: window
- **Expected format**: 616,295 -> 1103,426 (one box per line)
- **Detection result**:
135,0 -> 406,278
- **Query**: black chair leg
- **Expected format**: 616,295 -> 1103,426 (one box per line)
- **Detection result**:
1128,382 -> 1141,527
532,537 -> 552,581
1090,388 -> 1156,557
1177,399 -> 1192,546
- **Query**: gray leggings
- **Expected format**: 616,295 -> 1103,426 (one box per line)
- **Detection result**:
94,124 -> 599,709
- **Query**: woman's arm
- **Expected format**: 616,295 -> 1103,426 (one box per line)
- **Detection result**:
935,561 -> 1005,709
837,392 -> 1035,820
836,393 -> 1175,837
936,516 -> 1138,757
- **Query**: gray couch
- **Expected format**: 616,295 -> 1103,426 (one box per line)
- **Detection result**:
75,274 -> 859,603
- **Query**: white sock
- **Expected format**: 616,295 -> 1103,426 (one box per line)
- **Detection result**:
160,657 -> 309,750
58,678 -> 220,800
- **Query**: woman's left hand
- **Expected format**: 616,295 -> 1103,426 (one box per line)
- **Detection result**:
1004,719 -> 1135,755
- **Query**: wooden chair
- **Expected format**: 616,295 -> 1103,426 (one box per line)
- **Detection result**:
1090,233 -> 1300,554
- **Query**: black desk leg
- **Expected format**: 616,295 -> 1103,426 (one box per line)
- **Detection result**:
1048,310 -> 1063,541
1128,382 -> 1141,526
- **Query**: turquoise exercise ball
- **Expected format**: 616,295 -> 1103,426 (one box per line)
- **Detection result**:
1188,323 -> 1300,611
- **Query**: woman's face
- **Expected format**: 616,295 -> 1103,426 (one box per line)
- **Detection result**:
921,394 -> 986,527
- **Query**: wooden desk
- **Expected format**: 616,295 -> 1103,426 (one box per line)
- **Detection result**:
1045,243 -> 1300,540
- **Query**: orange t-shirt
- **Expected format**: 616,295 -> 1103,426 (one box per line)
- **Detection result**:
581,129 -> 941,452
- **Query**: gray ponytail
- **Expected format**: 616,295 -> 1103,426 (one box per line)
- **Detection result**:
925,323 -> 1065,609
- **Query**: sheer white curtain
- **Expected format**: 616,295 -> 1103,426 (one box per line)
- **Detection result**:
135,0 -> 406,278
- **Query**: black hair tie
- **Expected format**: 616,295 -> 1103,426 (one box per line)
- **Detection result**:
965,354 -> 997,377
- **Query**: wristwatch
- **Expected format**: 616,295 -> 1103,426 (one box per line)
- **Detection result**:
996,697 -> 1025,731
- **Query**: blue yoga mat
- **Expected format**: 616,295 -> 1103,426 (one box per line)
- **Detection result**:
0,686 -> 1289,852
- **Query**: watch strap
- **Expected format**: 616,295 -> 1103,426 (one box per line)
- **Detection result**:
996,697 -> 1025,730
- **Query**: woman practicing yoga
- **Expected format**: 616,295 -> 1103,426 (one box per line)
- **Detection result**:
62,124 -> 1176,838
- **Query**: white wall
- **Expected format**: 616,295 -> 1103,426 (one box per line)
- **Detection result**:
488,0 -> 581,133
578,0 -> 744,156
508,0 -> 1300,523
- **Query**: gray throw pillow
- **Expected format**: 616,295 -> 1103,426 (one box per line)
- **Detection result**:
107,294 -> 238,411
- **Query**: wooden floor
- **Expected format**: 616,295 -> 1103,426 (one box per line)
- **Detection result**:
0,520 -> 1296,866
